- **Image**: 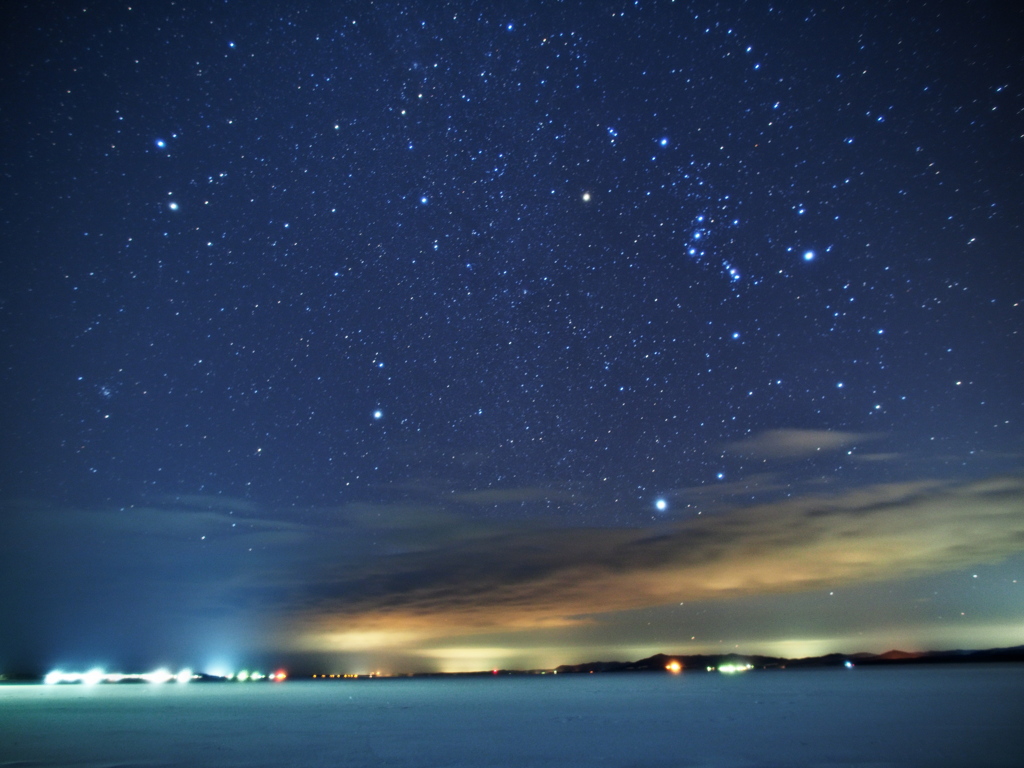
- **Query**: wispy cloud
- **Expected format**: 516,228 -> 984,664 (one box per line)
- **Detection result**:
667,472 -> 791,501
450,486 -> 581,506
724,428 -> 880,459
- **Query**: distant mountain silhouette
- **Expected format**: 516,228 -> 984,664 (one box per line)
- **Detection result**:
553,646 -> 1024,674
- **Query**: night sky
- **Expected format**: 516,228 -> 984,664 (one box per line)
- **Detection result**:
2,1 -> 1022,675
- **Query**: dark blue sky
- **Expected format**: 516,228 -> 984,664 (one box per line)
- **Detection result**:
2,1 -> 1022,674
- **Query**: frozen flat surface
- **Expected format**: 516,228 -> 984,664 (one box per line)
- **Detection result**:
2,665 -> 1022,767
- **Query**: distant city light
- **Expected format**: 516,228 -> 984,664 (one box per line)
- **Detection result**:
43,668 -> 201,685
144,669 -> 173,684
665,660 -> 682,673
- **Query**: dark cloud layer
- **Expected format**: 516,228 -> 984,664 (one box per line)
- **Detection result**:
287,475 -> 1024,655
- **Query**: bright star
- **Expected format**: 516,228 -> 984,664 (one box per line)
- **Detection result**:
373,410 -> 383,420
168,201 -> 179,211
155,139 -> 166,149
582,192 -> 591,202
655,498 -> 668,512
803,250 -> 815,261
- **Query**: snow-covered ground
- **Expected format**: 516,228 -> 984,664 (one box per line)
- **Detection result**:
2,665 -> 1021,767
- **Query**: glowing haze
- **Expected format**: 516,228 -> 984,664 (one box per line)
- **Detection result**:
5,470 -> 1023,673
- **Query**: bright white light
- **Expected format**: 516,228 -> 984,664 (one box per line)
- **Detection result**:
144,668 -> 173,684
168,201 -> 179,211
237,670 -> 250,681
655,498 -> 668,512
373,410 -> 383,420
803,250 -> 815,261
45,668 -> 195,685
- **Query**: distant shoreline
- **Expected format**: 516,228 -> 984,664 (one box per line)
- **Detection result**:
546,646 -> 1024,675
6,645 -> 1022,683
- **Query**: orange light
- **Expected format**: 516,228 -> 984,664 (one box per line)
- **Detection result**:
666,660 -> 682,674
